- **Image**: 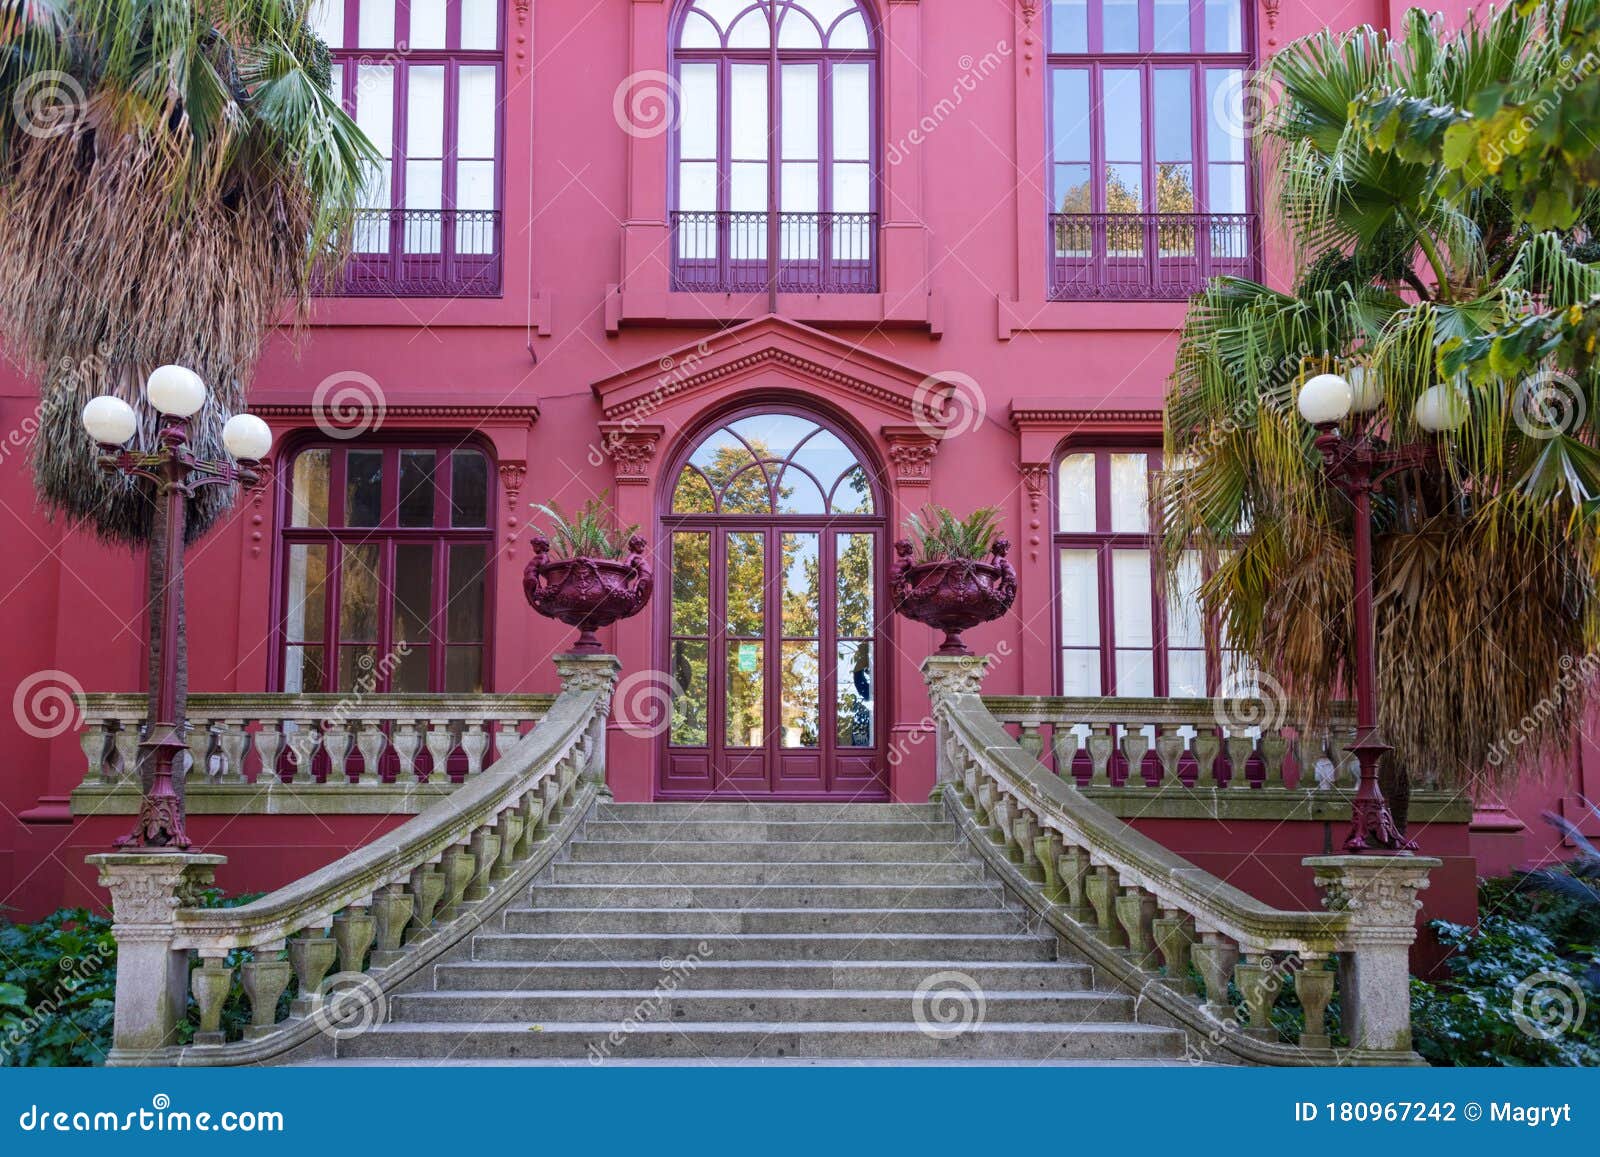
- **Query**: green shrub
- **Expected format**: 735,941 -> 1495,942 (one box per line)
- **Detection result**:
0,907 -> 117,1067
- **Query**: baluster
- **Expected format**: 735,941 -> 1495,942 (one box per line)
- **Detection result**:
959,758 -> 980,809
284,723 -> 320,784
81,721 -> 112,784
1083,864 -> 1126,947
1259,731 -> 1289,789
370,883 -> 415,968
517,793 -> 544,853
1018,721 -> 1044,763
1191,931 -> 1241,1020
321,720 -> 354,784
423,718 -> 455,783
239,948 -> 292,1040
332,904 -> 376,974
540,776 -> 563,826
1114,879 -> 1158,966
392,720 -> 422,783
191,954 -> 233,1045
1035,829 -> 1065,901
1151,910 -> 1197,993
288,929 -> 338,1017
1294,955 -> 1336,1049
1013,808 -> 1041,880
1153,724 -> 1184,788
1086,723 -> 1114,787
354,720 -> 387,784
1234,952 -> 1282,1041
461,721 -> 489,777
1058,846 -> 1094,922
1328,730 -> 1353,789
1190,725 -> 1222,789
1119,728 -> 1150,789
1051,727 -> 1079,782
406,864 -> 447,943
494,811 -> 525,879
252,721 -> 284,784
440,843 -> 475,918
1224,734 -> 1254,790
466,825 -> 500,902
112,722 -> 140,781
185,720 -> 214,782
218,718 -> 250,783
992,792 -> 1016,855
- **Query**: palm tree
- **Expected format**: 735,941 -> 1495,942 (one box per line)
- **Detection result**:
0,0 -> 378,543
1160,2 -> 1600,808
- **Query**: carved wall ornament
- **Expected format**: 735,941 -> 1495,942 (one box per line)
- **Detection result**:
498,461 -> 528,556
596,422 -> 665,486
882,425 -> 941,488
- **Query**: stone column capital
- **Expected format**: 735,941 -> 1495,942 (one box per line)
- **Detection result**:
87,851 -> 227,934
1304,854 -> 1442,944
597,422 -> 666,486
921,654 -> 991,706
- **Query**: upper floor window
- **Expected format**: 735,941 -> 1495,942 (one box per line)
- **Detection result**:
1046,0 -> 1256,300
278,439 -> 495,694
309,0 -> 503,297
1055,448 -> 1237,697
670,0 -> 879,294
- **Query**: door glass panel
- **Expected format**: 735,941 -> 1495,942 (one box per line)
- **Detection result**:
835,532 -> 874,638
1057,453 -> 1096,532
445,646 -> 483,693
1112,548 -> 1154,696
284,645 -> 326,694
725,640 -> 764,747
291,450 -> 331,527
725,532 -> 765,637
345,450 -> 384,527
836,640 -> 873,747
672,532 -> 711,636
393,543 -> 434,646
398,450 -> 436,527
339,544 -> 381,641
781,533 -> 819,637
392,644 -> 431,692
1109,453 -> 1150,531
781,640 -> 820,747
1102,0 -> 1139,51
447,544 -> 487,642
450,450 -> 489,527
670,639 -> 708,746
285,544 -> 328,642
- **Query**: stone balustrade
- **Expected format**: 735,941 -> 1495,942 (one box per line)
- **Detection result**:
86,656 -> 616,1065
73,692 -> 553,806
938,660 -> 1438,1061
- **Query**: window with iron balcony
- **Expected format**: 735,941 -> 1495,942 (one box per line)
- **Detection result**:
1046,0 -> 1257,301
670,0 -> 879,295
309,0 -> 503,298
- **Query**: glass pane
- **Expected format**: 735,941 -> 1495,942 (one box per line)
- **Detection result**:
1054,163 -> 1092,214
829,10 -> 868,49
411,1 -> 446,51
777,5 -> 821,48
836,532 -> 874,639
836,640 -> 874,747
782,65 -> 818,161
310,0 -> 344,49
679,63 -> 718,160
1109,452 -> 1149,531
781,533 -> 820,637
720,463 -> 773,513
291,449 -> 330,528
285,544 -> 328,642
339,645 -> 378,692
1153,70 -> 1193,161
398,450 -> 436,527
775,466 -> 826,513
781,161 -> 819,214
831,464 -> 874,513
727,6 -> 771,47
1153,0 -> 1190,51
1158,163 -> 1196,215
669,639 -> 708,746
1057,453 -> 1096,532
690,425 -> 756,483
832,63 -> 870,161
357,0 -> 394,47
672,532 -> 711,637
1116,649 -> 1155,696
1105,162 -> 1143,214
725,640 -> 764,747
457,67 -> 498,158
725,532 -> 765,637
445,647 -> 483,693
393,543 -> 434,646
732,413 -> 820,462
392,645 -> 431,692
1102,0 -> 1139,51
339,544 -> 381,641
673,468 -> 717,513
1205,0 -> 1242,52
1167,550 -> 1205,648
730,64 -> 769,162
1111,549 -> 1154,648
346,449 -> 383,527
447,544 -> 487,643
680,10 -> 720,48
1062,649 -> 1100,696
450,450 -> 489,527
1103,70 -> 1143,163
1051,68 -> 1090,162
831,161 -> 870,216
1169,649 -> 1207,698
1208,163 -> 1246,214
729,161 -> 768,215
1206,69 -> 1246,163
460,0 -> 498,49
1050,0 -> 1087,52
1059,549 -> 1099,647
284,644 -> 327,694
781,640 -> 820,747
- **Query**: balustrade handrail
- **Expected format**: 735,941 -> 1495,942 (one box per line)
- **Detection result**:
79,691 -> 554,720
980,693 -> 1352,727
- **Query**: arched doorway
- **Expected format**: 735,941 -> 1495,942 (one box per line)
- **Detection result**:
658,408 -> 888,799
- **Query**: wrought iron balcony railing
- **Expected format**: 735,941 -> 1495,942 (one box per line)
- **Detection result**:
1048,212 -> 1258,301
314,208 -> 503,298
670,210 -> 878,294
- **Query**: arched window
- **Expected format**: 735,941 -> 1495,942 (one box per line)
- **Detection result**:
670,412 -> 876,515
1046,0 -> 1255,299
309,0 -> 502,296
670,0 -> 879,294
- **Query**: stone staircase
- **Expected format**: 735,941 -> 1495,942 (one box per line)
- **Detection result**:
333,802 -> 1189,1063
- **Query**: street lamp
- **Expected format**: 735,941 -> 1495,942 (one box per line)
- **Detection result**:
82,368 -> 272,850
1296,360 -> 1463,853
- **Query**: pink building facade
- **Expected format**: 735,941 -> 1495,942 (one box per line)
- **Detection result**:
0,0 -> 1588,928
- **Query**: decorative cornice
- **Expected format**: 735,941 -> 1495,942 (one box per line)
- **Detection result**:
881,424 -> 941,488
1010,406 -> 1163,428
596,422 -> 666,485
251,402 -> 540,426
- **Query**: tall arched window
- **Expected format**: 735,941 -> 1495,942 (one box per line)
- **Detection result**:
1046,0 -> 1255,299
670,0 -> 879,294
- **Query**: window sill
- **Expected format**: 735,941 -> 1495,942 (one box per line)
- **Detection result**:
996,295 -> 1190,339
606,283 -> 942,335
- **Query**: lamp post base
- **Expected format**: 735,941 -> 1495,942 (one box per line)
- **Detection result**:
1343,735 -> 1418,854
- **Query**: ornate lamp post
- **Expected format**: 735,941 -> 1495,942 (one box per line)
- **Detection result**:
80,367 -> 273,850
1296,363 -> 1466,853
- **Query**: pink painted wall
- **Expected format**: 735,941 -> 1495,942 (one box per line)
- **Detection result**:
0,1 -> 1547,920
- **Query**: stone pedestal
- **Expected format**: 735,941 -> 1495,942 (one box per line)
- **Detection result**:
921,654 -> 992,792
1305,854 -> 1440,1053
555,653 -> 622,795
86,851 -> 227,1057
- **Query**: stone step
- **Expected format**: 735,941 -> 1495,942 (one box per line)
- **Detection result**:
431,959 -> 1095,993
550,861 -> 988,886
567,839 -> 964,864
337,1021 -> 1185,1061
581,819 -> 957,843
525,883 -> 1009,910
470,932 -> 1057,963
502,906 -> 1026,935
390,988 -> 1134,1025
596,803 -> 945,822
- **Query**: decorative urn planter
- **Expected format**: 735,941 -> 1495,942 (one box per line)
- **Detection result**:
889,538 -> 1017,656
523,535 -> 653,652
